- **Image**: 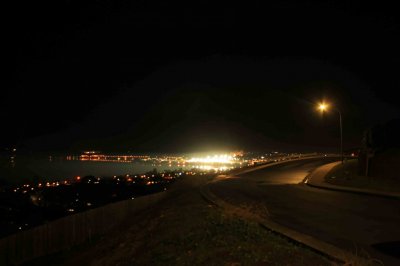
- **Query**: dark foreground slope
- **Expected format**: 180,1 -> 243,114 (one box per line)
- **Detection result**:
25,175 -> 331,266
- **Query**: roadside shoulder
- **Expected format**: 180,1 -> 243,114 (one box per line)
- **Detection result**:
306,161 -> 400,200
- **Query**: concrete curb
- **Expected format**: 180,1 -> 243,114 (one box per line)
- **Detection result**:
306,161 -> 400,200
200,185 -> 363,264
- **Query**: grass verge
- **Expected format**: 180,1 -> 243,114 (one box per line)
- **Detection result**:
325,159 -> 400,193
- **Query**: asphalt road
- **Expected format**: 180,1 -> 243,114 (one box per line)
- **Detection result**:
207,158 -> 400,266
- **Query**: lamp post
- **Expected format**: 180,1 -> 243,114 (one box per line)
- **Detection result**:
318,102 -> 343,164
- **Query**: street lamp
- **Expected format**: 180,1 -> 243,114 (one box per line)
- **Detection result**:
317,102 -> 343,164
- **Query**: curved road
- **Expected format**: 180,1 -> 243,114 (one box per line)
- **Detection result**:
206,157 -> 400,266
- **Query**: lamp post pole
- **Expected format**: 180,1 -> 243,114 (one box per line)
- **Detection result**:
318,103 -> 343,164
338,109 -> 343,164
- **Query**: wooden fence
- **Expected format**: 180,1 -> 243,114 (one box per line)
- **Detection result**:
0,191 -> 168,265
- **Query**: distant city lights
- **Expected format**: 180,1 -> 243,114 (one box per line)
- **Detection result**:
186,154 -> 235,164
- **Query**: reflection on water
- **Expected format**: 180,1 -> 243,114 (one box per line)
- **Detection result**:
0,155 -> 239,183
9,156 -> 15,168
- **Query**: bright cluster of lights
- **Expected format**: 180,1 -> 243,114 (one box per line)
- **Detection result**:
193,165 -> 231,171
77,154 -> 150,163
186,154 -> 234,164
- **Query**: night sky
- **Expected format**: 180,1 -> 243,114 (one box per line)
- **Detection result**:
3,1 -> 400,153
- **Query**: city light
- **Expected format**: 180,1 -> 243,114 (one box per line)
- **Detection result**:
186,154 -> 234,164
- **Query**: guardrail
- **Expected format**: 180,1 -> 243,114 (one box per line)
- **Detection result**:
229,154 -> 340,175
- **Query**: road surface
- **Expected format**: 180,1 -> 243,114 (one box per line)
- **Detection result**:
206,157 -> 400,265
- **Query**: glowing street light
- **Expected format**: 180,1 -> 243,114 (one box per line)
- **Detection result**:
318,103 -> 328,112
317,101 -> 344,164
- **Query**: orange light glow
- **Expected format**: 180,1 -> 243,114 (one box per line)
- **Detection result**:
318,102 -> 328,112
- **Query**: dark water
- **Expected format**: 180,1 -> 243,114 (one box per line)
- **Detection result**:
0,156 -> 236,185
